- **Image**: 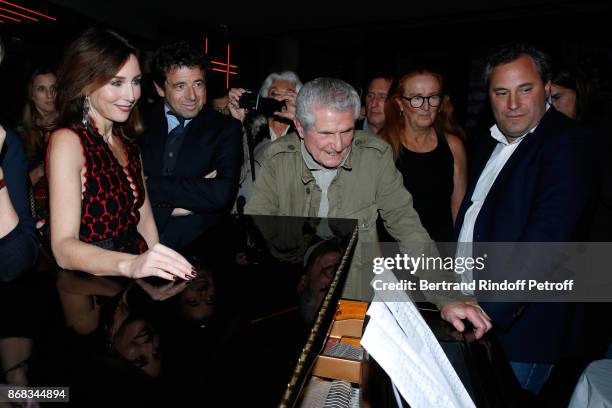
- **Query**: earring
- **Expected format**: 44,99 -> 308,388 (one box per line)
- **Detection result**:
400,110 -> 404,116
82,95 -> 90,127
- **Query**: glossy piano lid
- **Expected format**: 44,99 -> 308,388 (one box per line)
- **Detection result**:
0,215 -> 358,407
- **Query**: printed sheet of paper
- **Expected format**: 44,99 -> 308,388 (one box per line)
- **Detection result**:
360,270 -> 475,408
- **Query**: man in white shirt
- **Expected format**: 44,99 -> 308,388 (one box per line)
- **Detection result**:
455,42 -> 593,398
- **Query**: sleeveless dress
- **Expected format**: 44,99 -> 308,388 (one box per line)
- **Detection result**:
78,128 -> 148,255
395,132 -> 455,242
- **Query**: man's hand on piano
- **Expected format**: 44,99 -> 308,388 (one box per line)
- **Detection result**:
440,301 -> 492,340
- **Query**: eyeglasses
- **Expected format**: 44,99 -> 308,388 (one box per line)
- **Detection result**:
401,94 -> 442,108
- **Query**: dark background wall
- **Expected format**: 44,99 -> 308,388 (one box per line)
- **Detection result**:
1,0 -> 610,139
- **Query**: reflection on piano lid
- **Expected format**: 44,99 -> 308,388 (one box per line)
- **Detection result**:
23,215 -> 360,407
6,214 -> 524,407
280,225 -> 359,407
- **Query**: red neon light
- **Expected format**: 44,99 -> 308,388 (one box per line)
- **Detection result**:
226,43 -> 231,88
212,68 -> 237,75
206,39 -> 239,88
211,60 -> 237,68
0,12 -> 19,21
0,6 -> 37,20
0,0 -> 56,20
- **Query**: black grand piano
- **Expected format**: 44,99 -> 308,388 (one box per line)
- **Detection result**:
0,215 -> 527,407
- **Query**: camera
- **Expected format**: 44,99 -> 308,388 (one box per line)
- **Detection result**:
238,91 -> 286,117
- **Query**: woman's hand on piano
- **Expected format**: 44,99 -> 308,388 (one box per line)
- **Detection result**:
119,243 -> 195,281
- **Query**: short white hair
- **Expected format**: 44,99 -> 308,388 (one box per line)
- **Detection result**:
259,70 -> 303,97
296,77 -> 361,132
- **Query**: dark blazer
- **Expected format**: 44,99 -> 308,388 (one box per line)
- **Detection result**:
0,126 -> 38,281
455,108 -> 594,362
141,104 -> 243,250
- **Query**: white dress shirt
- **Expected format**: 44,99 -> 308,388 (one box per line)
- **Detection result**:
164,104 -> 193,133
456,113 -> 545,288
269,123 -> 290,142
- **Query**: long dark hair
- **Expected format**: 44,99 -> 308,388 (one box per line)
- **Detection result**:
551,67 -> 605,125
20,67 -> 57,159
56,27 -> 142,138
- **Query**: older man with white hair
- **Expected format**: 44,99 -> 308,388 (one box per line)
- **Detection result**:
246,77 -> 492,339
228,70 -> 303,210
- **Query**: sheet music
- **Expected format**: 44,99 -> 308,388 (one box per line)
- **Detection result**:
361,270 -> 475,408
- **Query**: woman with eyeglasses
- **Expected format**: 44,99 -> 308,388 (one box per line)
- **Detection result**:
380,70 -> 467,242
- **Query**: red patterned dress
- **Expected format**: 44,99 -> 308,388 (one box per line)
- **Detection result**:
77,128 -> 148,255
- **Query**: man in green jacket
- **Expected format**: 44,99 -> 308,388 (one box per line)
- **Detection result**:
242,77 -> 491,339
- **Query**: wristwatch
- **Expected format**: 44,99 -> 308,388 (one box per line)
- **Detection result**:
0,178 -> 5,191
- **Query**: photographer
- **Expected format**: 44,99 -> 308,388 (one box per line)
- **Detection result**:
228,71 -> 302,210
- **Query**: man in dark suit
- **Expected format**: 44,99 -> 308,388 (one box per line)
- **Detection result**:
455,43 -> 594,398
141,41 -> 242,250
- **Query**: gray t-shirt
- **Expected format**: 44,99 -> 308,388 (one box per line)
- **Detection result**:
301,140 -> 349,217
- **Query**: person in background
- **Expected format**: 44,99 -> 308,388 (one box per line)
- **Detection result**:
550,67 -> 596,124
381,69 -> 467,242
17,68 -> 58,226
357,72 -> 394,135
552,66 -> 612,363
211,94 -> 230,116
551,67 -> 611,240
228,70 -> 303,210
48,28 -> 193,281
19,68 -> 58,186
207,79 -> 230,116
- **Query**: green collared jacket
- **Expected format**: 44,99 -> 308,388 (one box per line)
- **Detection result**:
246,131 -> 458,306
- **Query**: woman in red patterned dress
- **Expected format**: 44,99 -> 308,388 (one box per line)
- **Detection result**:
47,28 -> 194,281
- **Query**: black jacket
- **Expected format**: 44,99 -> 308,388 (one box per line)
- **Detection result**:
455,108 -> 596,362
141,104 -> 243,249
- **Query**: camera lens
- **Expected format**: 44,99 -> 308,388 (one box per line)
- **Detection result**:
238,91 -> 258,111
